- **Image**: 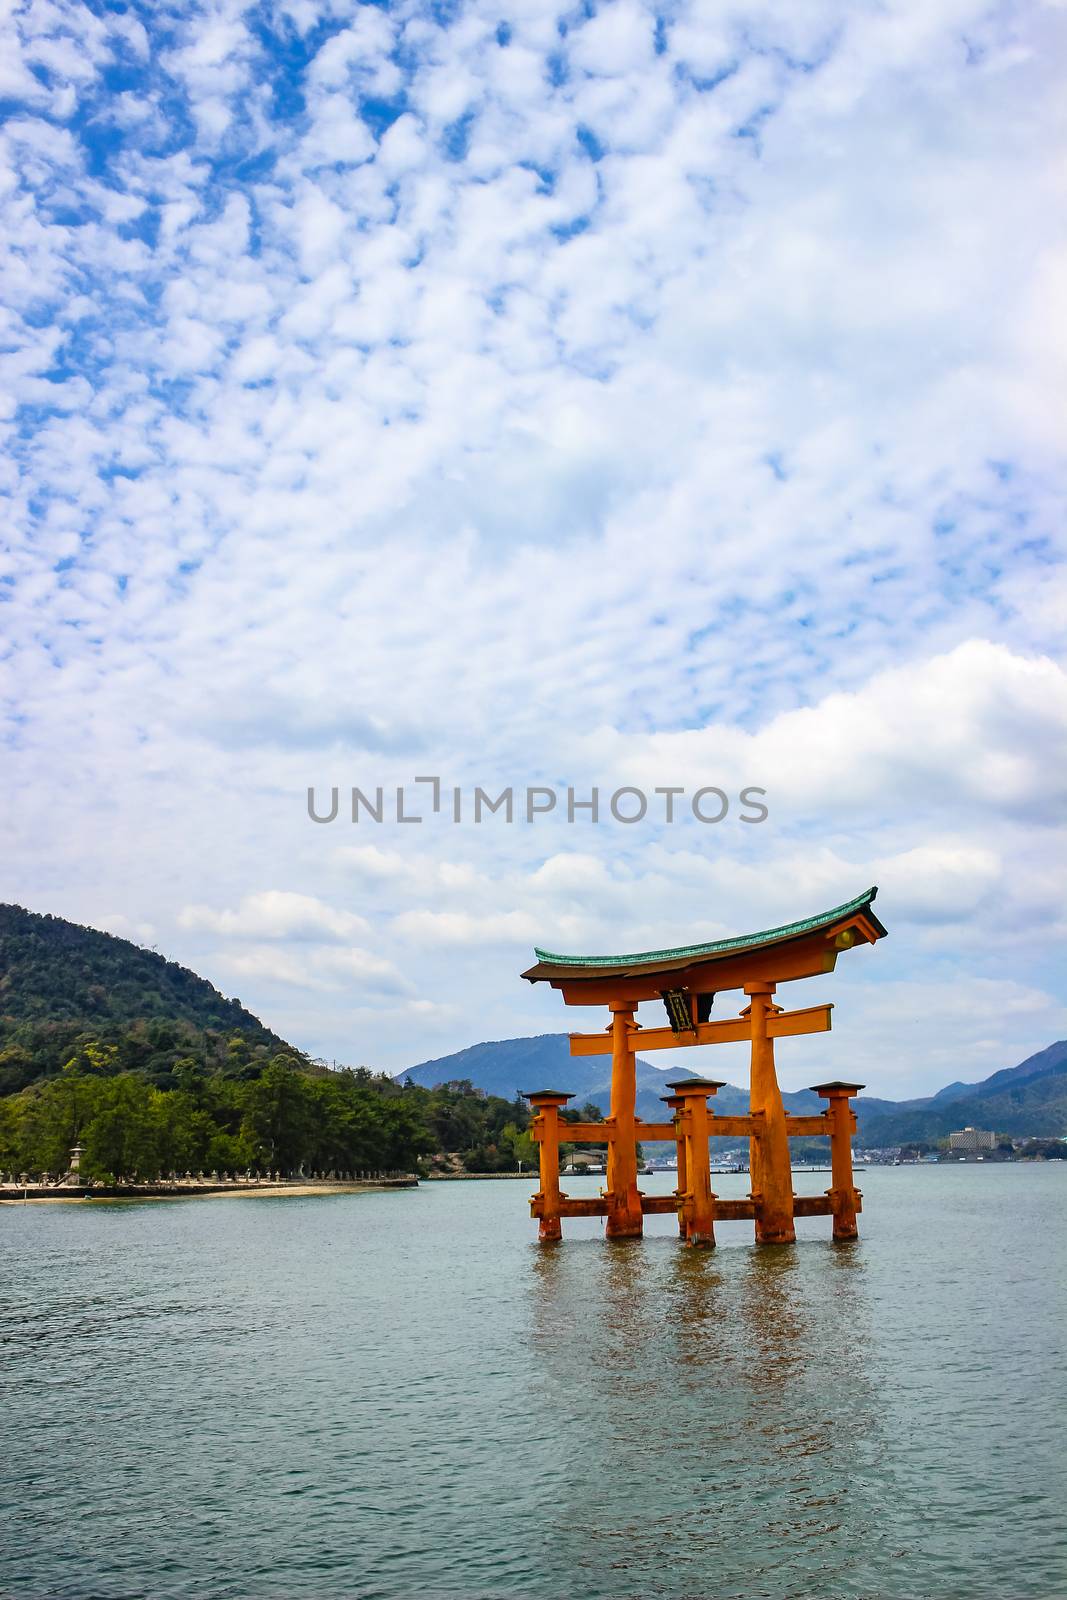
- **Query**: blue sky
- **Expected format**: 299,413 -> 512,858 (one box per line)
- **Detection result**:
2,0 -> 1066,1096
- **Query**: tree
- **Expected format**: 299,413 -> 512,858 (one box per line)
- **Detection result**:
241,1057 -> 315,1172
82,1075 -> 161,1178
499,1121 -> 537,1170
0,1046 -> 552,1180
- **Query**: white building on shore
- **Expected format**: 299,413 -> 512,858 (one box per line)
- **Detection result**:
948,1126 -> 997,1151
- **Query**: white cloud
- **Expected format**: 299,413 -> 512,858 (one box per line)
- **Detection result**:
597,642 -> 1067,827
376,113 -> 428,174
869,845 -> 1002,924
569,1 -> 657,77
216,942 -> 409,996
1,0 -> 1065,1091
827,975 -> 1067,1099
392,909 -> 543,946
219,946 -> 336,991
179,891 -> 370,943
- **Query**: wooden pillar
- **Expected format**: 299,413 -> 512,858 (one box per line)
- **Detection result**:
666,1078 -> 723,1248
524,1090 -> 573,1243
662,1092 -> 687,1237
746,982 -> 796,1245
605,1002 -> 643,1238
811,1081 -> 863,1241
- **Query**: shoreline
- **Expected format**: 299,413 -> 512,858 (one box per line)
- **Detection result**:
423,1171 -> 538,1181
0,1179 -> 417,1206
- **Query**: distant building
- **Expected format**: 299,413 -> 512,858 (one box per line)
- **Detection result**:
565,1151 -> 604,1173
948,1126 -> 997,1151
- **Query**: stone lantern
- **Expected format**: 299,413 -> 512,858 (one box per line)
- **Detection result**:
65,1143 -> 85,1187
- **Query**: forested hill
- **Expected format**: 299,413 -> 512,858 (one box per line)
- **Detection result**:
0,906 -> 539,1183
0,903 -> 292,1093
0,903 -> 280,1035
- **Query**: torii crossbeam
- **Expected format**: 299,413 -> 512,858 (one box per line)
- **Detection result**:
520,887 -> 887,1246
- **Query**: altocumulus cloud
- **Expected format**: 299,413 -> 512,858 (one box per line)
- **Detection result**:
178,890 -> 371,942
1,0 -> 1065,1094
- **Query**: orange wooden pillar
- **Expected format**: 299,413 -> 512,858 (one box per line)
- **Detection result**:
811,1080 -> 863,1240
662,1091 -> 688,1237
745,982 -> 796,1245
605,1002 -> 643,1238
525,1090 -> 572,1242
667,1078 -> 722,1248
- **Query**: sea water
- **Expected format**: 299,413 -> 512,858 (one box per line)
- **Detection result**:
1,1166 -> 1064,1599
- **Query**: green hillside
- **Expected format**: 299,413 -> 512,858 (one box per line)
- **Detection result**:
857,1046 -> 1067,1144
0,903 -> 283,1036
0,906 -> 531,1182
0,903 -> 293,1094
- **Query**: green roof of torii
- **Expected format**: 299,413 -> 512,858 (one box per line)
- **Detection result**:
528,886 -> 883,972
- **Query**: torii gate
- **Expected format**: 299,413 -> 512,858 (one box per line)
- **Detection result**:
520,887 -> 887,1246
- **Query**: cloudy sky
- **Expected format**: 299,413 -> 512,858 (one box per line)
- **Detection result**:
2,0 -> 1066,1097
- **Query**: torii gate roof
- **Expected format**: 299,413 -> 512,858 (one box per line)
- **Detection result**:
521,886 -> 886,989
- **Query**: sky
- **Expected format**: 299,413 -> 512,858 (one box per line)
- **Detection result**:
2,0 -> 1066,1099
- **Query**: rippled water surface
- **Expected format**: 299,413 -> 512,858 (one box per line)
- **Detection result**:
2,1167 -> 1065,1600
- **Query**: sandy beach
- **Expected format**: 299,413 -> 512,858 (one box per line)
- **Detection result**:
0,1181 -> 416,1205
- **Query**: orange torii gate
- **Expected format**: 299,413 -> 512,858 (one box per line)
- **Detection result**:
520,887 -> 887,1246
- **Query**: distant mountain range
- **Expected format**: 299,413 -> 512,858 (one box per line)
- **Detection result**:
394,1033 -> 818,1126
847,1040 -> 1067,1143
398,1034 -> 1067,1144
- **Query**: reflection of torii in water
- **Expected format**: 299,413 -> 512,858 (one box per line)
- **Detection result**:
520,887 -> 888,1247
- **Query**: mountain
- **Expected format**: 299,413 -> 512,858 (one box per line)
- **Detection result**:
399,1035 -> 587,1100
398,1034 -> 1067,1144
927,1041 -> 1067,1103
397,1033 -> 823,1126
854,1041 -> 1067,1144
0,903 -> 293,1092
0,903 -> 283,1035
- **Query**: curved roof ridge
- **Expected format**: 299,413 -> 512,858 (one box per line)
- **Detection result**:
532,886 -> 880,969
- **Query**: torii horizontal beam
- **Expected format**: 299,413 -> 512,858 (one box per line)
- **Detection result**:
539,1110 -> 849,1145
568,1001 -> 833,1056
528,1193 -> 859,1222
